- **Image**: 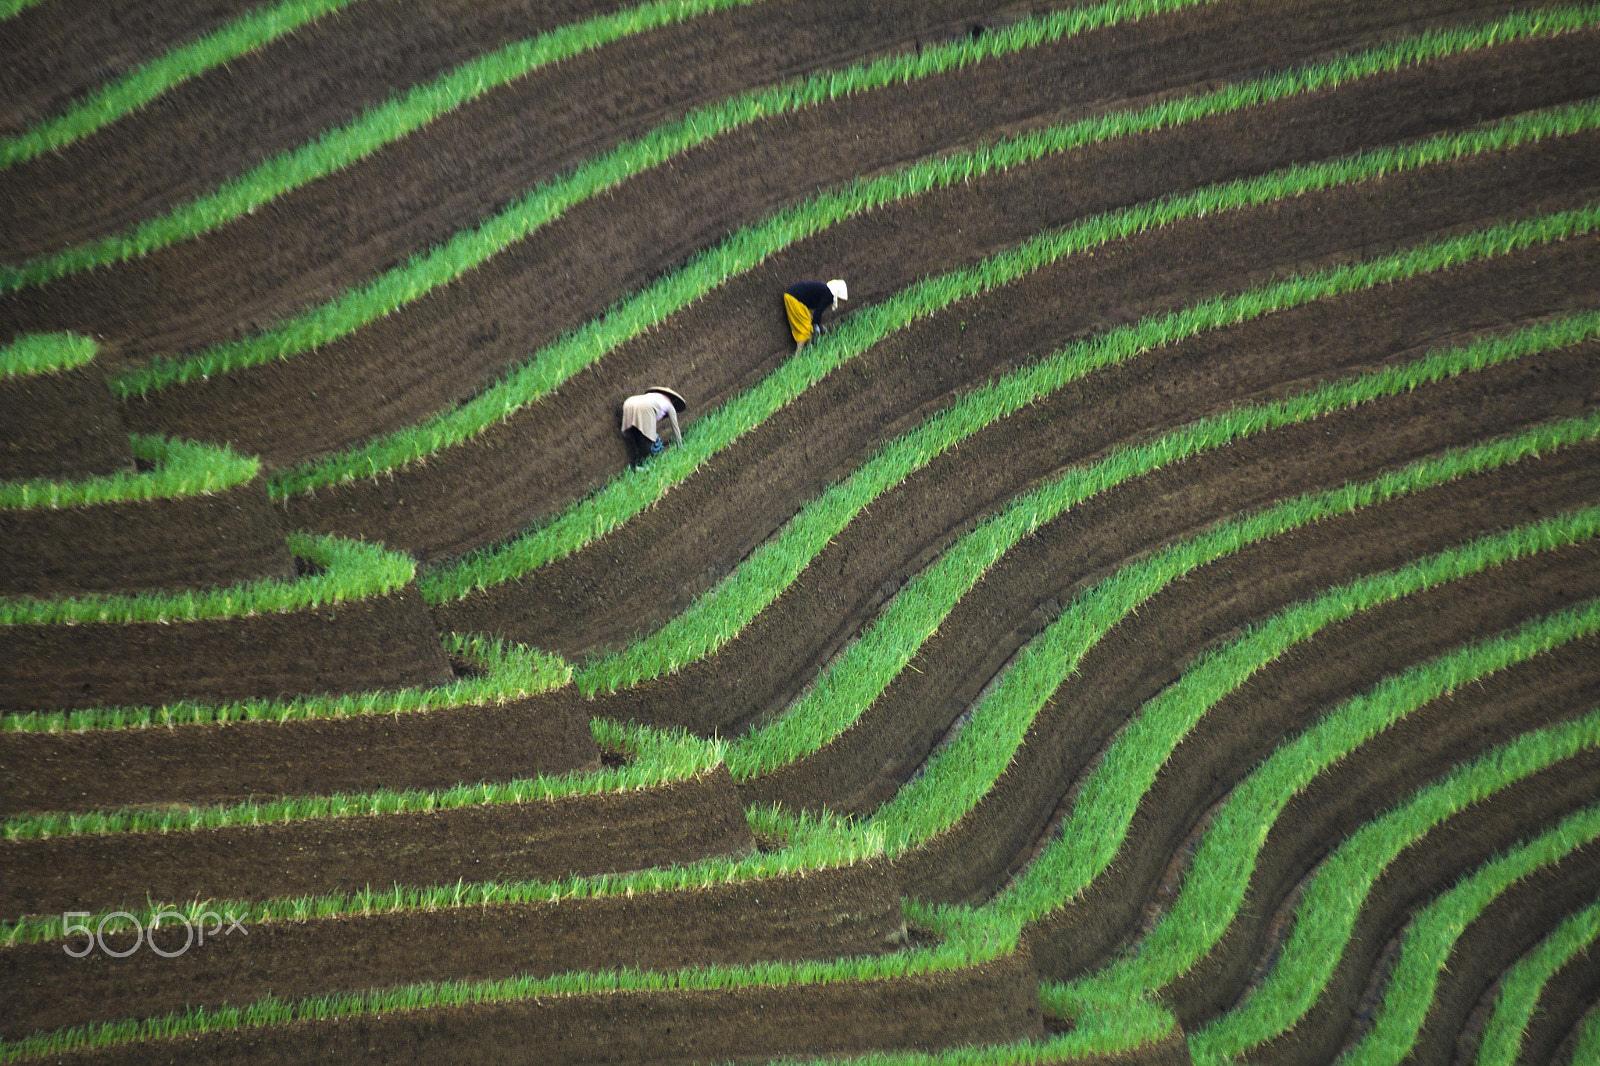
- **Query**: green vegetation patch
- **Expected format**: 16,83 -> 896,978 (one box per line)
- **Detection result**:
0,0 -> 363,168
420,110 -> 1600,604
263,6 -> 1600,497
0,332 -> 97,379
0,531 -> 407,626
0,434 -> 257,510
1473,893 -> 1600,1066
1,632 -> 571,733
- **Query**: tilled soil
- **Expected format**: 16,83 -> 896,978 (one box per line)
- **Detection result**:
0,584 -> 454,711
0,0 -> 257,137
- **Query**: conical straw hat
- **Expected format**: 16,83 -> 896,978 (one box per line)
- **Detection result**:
648,386 -> 688,412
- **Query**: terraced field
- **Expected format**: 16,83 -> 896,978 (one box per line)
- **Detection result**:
4,0 -> 1600,1062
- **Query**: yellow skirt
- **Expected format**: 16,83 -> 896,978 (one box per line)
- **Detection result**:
784,292 -> 814,344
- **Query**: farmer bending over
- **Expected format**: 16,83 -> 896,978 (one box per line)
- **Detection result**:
783,279 -> 848,346
620,387 -> 687,462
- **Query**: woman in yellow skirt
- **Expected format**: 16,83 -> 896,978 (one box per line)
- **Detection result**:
783,279 -> 848,345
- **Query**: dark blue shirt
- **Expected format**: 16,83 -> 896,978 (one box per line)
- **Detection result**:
785,281 -> 835,315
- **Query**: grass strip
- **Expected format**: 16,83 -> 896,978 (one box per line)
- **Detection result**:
0,0 -> 47,18
580,272 -> 1600,699
0,332 -> 96,378
1332,805 -> 1600,1066
722,318 -> 1600,776
0,632 -> 571,733
1055,698 -> 1600,1011
268,5 -> 1600,497
0,531 -> 407,626
0,434 -> 257,510
0,0 -> 772,285
2,715 -> 721,841
0,0 -> 361,168
419,110 -> 1600,604
9,0 -> 1222,303
1473,894 -> 1600,1066
1190,732 -> 1600,1061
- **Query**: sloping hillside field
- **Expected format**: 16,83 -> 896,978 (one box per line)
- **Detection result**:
4,0 -> 1600,1062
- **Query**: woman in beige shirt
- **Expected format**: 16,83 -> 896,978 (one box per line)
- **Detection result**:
620,387 -> 686,461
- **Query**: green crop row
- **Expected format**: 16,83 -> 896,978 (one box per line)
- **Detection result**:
7,599 -> 1595,1060
8,0 -> 1225,302
255,5 -> 1600,498
0,332 -> 97,379
0,531 -> 407,626
1473,893 -> 1600,1066
0,0 -> 362,167
419,107 -> 1600,604
0,632 -> 570,733
0,434 -> 257,510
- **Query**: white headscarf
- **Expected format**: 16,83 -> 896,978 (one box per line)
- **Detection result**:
826,279 -> 849,305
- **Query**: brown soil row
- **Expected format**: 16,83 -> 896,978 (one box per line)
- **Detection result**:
38,949 -> 1044,1066
0,689 -> 599,817
1405,849 -> 1600,1066
19,0 -> 1552,461
2,0 -> 640,257
4,0 -> 1027,362
0,479 -> 296,598
1,766 -> 753,918
1024,560 -> 1600,983
1250,836 -> 1600,1065
883,348 -> 1600,909
0,583 -> 453,712
0,860 -> 903,1043
1515,949 -> 1600,1066
285,28 -> 1600,562
1153,642 -> 1600,1027
0,356 -> 130,480
0,0 -> 256,138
